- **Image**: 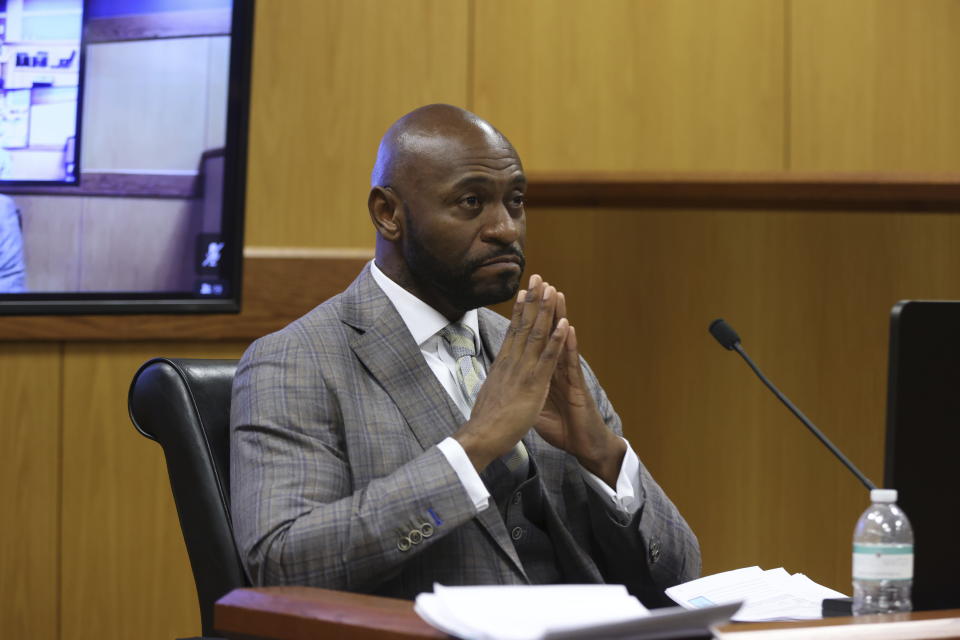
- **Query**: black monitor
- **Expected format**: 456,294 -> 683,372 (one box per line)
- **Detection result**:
0,0 -> 253,314
884,300 -> 960,611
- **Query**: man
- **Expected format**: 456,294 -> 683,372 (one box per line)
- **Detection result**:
0,194 -> 26,293
231,104 -> 699,606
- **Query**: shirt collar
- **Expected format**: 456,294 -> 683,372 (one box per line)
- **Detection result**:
369,260 -> 480,348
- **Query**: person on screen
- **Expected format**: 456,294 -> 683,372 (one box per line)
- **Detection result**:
0,194 -> 26,292
230,104 -> 699,606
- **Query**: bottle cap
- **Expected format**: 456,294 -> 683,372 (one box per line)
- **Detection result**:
870,488 -> 898,503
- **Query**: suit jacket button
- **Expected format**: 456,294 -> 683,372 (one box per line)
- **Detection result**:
409,529 -> 423,545
649,538 -> 661,563
397,536 -> 412,551
511,526 -> 524,541
420,522 -> 435,538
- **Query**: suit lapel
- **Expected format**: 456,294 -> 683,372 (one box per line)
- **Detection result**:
343,266 -> 462,451
343,272 -> 527,579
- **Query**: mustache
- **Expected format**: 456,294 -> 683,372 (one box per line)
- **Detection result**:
470,246 -> 526,270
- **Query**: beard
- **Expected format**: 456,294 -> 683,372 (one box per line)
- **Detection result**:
402,220 -> 525,312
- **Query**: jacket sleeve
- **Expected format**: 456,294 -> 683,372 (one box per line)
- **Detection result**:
229,330 -> 479,592
579,357 -> 702,606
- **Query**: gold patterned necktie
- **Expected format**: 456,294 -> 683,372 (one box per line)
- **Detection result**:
440,322 -> 487,402
440,322 -> 529,480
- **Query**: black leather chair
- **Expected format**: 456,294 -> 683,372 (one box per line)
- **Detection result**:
128,358 -> 250,639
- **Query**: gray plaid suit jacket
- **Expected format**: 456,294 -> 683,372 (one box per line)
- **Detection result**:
230,264 -> 700,605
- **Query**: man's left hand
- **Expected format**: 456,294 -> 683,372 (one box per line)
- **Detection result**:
534,290 -> 627,488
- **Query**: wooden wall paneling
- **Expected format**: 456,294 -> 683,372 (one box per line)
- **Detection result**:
0,250 -> 372,341
0,344 -> 61,640
60,341 -> 249,640
472,0 -> 786,172
244,0 -> 470,249
791,0 -> 960,170
498,205 -> 960,592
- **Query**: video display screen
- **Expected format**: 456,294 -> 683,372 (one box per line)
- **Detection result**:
0,0 -> 82,184
0,0 -> 251,313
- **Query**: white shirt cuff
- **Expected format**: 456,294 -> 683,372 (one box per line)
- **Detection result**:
437,437 -> 490,512
580,437 -> 641,515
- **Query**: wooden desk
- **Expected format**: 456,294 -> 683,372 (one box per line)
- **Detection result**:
216,587 -> 447,640
215,587 -> 960,640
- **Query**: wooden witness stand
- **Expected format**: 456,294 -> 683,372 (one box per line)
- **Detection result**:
214,587 -> 960,640
215,587 -> 447,640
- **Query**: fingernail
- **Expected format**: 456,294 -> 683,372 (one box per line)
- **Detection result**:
518,289 -> 526,301
543,286 -> 553,300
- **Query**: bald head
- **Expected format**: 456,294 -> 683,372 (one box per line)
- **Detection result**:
371,104 -> 514,189
367,104 -> 526,320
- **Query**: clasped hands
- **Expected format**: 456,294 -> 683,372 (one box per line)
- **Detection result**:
453,274 -> 627,488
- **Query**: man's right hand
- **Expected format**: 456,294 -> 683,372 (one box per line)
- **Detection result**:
453,274 -> 568,472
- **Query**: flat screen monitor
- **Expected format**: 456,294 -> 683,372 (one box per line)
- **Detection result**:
0,0 -> 252,314
884,299 -> 960,610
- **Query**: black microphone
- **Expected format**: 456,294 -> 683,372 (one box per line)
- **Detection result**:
709,318 -> 876,491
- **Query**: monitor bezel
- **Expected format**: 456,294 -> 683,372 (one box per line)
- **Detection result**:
0,0 -> 254,316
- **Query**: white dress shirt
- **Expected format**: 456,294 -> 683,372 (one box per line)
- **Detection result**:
369,260 -> 641,516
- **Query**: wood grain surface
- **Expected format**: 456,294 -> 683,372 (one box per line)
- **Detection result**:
523,171 -> 960,210
791,0 -> 960,171
473,0 -> 785,172
244,0 -> 468,249
216,587 -> 447,640
488,204 -> 960,592
59,341 -> 247,640
4,3 -> 960,639
0,344 -> 60,640
0,250 -> 371,341
216,586 -> 960,640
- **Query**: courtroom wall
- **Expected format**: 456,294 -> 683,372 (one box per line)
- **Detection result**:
3,2 -> 959,639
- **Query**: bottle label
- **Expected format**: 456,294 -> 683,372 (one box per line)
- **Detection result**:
852,544 -> 914,581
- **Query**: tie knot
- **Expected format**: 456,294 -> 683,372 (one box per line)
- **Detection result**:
439,322 -> 477,359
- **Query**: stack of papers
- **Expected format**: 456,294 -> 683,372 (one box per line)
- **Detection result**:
414,583 -> 741,640
665,566 -> 847,622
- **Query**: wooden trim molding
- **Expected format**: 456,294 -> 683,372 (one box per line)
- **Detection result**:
525,171 -> 960,211
3,170 -> 959,341
9,170 -> 956,208
0,250 -> 372,342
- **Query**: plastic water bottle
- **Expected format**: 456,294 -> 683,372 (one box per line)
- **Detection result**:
852,488 -> 914,615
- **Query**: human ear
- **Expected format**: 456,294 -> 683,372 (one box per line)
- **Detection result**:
368,186 -> 403,241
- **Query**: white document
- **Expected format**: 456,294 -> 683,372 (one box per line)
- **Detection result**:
664,566 -> 847,622
414,583 -> 741,640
